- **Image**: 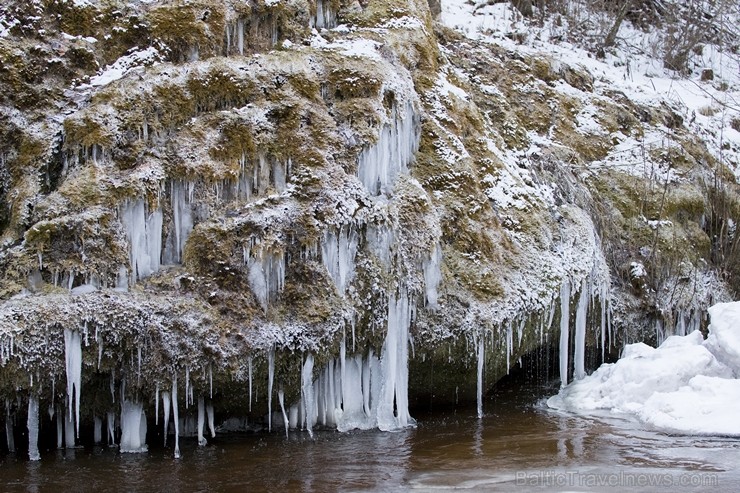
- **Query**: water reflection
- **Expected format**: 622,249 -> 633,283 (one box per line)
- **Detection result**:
1,385 -> 739,492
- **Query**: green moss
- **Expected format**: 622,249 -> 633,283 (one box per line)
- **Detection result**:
149,1 -> 226,62
186,66 -> 256,113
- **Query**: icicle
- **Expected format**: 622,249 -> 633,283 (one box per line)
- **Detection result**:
267,349 -> 275,432
476,333 -> 484,419
64,329 -> 82,437
197,395 -> 207,446
57,406 -> 64,449
248,357 -> 253,412
423,244 -> 443,308
161,391 -> 171,446
357,102 -> 420,195
574,279 -> 589,381
559,280 -> 571,388
163,180 -> 194,265
93,415 -> 102,444
107,410 -> 116,446
185,366 -> 190,410
377,292 -> 414,431
64,406 -> 75,448
247,250 -> 286,312
120,399 -> 147,453
28,396 -> 40,461
172,377 -> 180,459
321,226 -> 359,295
301,354 -> 315,438
120,200 -> 163,283
155,384 -> 160,426
206,401 -> 215,438
209,365 -> 213,399
506,322 -> 512,373
278,388 -> 289,439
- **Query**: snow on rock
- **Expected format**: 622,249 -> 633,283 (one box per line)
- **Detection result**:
548,301 -> 740,436
87,47 -> 160,88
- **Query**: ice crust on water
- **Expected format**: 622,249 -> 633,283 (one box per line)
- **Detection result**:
357,102 -> 420,195
549,301 -> 740,436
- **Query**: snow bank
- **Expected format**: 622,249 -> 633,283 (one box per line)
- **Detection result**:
548,301 -> 740,436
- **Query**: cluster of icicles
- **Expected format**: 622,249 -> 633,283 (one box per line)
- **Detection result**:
471,271 -> 613,418
14,103 -> 430,460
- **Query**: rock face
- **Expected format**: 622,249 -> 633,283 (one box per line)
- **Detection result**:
0,0 -> 738,454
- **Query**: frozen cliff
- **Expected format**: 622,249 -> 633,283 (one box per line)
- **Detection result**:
0,0 -> 738,458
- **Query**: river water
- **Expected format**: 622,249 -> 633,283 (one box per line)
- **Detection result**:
2,382 -> 739,492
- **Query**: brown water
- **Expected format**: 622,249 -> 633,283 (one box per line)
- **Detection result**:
2,383 -> 739,492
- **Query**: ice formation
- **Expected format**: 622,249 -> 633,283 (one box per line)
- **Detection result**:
197,395 -> 208,446
93,415 -> 102,444
64,328 -> 82,438
5,403 -> 14,453
423,244 -> 443,309
267,348 -> 275,432
120,399 -> 148,453
574,280 -> 588,381
558,281 -> 571,388
163,180 -> 194,265
476,333 -> 484,418
172,377 -> 181,458
288,292 -> 416,433
120,200 -> 163,283
549,301 -> 740,436
245,245 -> 286,312
312,0 -> 337,29
321,226 -> 359,295
357,103 -> 420,195
161,391 -> 170,446
27,396 -> 40,461
107,410 -> 116,446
